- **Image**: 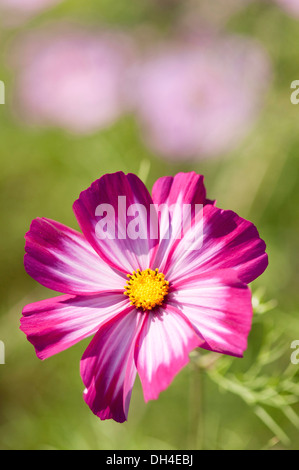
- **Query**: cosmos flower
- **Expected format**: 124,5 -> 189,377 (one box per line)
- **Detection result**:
10,24 -> 135,134
274,0 -> 299,17
0,0 -> 62,27
21,172 -> 268,422
131,32 -> 271,160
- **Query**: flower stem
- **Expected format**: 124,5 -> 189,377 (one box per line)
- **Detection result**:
188,357 -> 205,450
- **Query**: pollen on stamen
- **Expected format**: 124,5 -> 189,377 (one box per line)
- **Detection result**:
124,268 -> 169,311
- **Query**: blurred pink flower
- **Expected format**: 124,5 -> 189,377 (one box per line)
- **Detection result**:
21,171 -> 268,422
131,32 -> 271,160
11,25 -> 135,134
274,0 -> 299,17
0,0 -> 62,26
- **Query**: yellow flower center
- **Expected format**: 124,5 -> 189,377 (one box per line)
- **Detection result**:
124,268 -> 169,311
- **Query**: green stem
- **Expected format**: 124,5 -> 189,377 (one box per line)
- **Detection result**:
188,360 -> 204,450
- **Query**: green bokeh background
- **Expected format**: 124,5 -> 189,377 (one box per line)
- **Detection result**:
0,0 -> 299,450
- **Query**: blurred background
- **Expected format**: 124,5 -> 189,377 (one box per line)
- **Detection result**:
0,0 -> 299,450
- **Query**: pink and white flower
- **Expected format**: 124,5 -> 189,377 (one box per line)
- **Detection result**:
131,32 -> 271,160
11,25 -> 135,134
21,172 -> 268,422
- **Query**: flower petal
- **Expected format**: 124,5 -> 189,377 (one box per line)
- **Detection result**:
165,204 -> 268,285
152,172 -> 207,207
151,172 -> 213,272
73,172 -> 158,274
20,292 -> 128,360
135,305 -> 200,402
80,308 -> 142,423
25,218 -> 125,295
168,269 -> 253,357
